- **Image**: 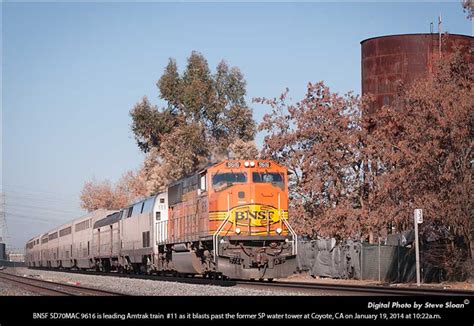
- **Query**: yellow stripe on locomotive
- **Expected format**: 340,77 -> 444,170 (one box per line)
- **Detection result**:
209,205 -> 288,235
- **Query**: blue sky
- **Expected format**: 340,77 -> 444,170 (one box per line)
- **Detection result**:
2,1 -> 472,248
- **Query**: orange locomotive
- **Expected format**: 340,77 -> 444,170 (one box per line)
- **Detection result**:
161,159 -> 298,280
24,159 -> 297,280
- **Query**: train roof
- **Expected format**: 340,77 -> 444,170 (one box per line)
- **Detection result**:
28,209 -> 116,244
167,163 -> 214,188
93,211 -> 122,229
167,159 -> 286,188
120,191 -> 168,209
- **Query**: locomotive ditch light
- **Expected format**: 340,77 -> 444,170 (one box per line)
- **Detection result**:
250,161 -> 255,167
235,228 -> 241,235
276,227 -> 283,234
244,161 -> 250,167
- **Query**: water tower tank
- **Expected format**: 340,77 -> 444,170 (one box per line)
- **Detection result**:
361,33 -> 473,115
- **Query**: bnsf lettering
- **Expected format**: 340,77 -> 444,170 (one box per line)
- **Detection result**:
235,211 -> 275,221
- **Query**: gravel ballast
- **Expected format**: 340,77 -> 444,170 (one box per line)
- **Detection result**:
5,268 -> 308,296
0,278 -> 39,296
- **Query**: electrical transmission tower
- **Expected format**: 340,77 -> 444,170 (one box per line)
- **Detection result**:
0,192 -> 9,246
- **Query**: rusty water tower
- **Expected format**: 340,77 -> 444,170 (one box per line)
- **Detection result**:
361,33 -> 473,115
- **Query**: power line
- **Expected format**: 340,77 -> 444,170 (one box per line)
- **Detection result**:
5,203 -> 81,215
1,186 -> 81,206
3,189 -> 80,204
5,209 -> 73,221
5,212 -> 71,224
3,192 -> 82,213
3,191 -> 83,225
4,191 -> 79,203
2,184 -> 80,198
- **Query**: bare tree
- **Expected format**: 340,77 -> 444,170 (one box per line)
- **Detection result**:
255,83 -> 368,238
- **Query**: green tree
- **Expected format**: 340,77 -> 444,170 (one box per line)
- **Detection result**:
130,51 -> 256,191
157,58 -> 182,110
130,97 -> 178,153
463,0 -> 473,19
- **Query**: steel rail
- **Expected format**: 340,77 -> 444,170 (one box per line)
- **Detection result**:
0,273 -> 73,296
24,267 -> 474,296
233,279 -> 474,296
0,272 -> 126,296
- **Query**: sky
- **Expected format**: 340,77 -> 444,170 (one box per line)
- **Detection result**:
1,1 -> 472,249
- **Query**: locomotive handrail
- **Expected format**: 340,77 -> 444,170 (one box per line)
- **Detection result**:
212,211 -> 232,262
281,211 -> 298,256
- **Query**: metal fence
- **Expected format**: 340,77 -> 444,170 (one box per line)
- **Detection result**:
0,259 -> 26,267
360,244 -> 415,282
297,238 -> 361,280
297,238 -> 450,283
298,239 -> 415,282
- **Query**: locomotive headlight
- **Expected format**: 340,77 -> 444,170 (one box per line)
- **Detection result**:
235,227 -> 241,235
250,161 -> 255,167
276,227 -> 283,234
244,161 -> 250,167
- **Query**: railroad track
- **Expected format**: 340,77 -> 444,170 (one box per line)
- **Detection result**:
233,279 -> 474,296
26,267 -> 474,296
0,272 -> 126,296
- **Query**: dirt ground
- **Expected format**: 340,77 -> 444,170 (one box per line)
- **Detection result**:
279,271 -> 474,291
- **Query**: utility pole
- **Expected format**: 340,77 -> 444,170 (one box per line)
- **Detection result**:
438,14 -> 442,58
414,209 -> 423,286
378,236 -> 381,282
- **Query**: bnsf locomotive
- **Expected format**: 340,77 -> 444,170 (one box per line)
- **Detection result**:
25,160 -> 297,280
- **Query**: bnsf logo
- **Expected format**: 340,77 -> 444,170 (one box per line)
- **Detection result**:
235,210 -> 275,220
231,205 -> 280,227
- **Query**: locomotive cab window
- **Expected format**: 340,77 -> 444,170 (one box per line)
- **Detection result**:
252,172 -> 285,189
212,172 -> 247,191
132,202 -> 143,217
142,197 -> 155,214
199,173 -> 207,191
